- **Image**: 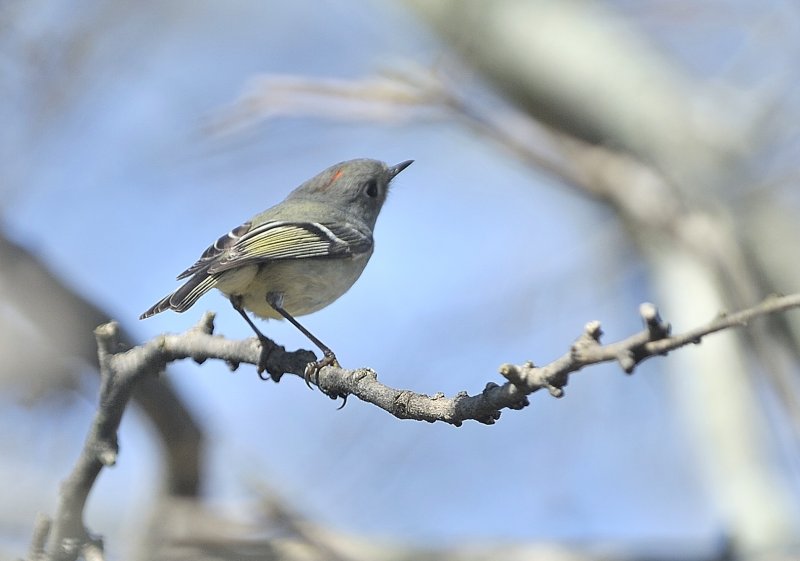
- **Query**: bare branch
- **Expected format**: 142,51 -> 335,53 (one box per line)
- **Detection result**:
28,514 -> 51,561
32,313 -> 312,561
29,293 -> 800,559
205,72 -> 446,136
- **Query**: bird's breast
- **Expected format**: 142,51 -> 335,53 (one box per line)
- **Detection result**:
220,253 -> 372,319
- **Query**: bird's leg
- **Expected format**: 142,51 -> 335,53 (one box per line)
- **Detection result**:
266,292 -> 339,390
229,295 -> 278,381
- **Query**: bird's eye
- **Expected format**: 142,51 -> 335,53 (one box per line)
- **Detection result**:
365,179 -> 379,198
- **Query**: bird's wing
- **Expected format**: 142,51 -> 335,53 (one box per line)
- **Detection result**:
176,221 -> 253,279
177,220 -> 373,279
142,220 -> 373,319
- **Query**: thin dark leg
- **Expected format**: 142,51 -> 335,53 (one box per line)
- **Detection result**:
230,296 -> 276,380
266,292 -> 339,389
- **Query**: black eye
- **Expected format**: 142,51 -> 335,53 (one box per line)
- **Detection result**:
365,179 -> 379,198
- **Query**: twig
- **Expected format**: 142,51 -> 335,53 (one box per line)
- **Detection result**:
27,514 -> 51,561
29,294 -> 800,559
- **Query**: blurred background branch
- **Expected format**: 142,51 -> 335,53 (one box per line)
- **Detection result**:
0,227 -> 204,498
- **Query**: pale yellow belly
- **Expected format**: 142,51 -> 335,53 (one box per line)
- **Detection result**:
214,254 -> 371,319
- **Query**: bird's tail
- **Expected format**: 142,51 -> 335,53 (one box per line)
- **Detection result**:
139,273 -> 218,319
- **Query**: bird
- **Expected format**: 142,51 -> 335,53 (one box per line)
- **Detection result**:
140,158 -> 413,385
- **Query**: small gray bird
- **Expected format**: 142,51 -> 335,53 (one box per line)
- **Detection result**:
141,158 -> 413,382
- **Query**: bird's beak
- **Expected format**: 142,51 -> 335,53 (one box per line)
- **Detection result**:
388,160 -> 414,178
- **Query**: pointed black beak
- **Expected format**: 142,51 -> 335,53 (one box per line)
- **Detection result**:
388,160 -> 414,178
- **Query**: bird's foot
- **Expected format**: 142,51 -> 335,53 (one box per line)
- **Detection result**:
303,351 -> 339,389
255,336 -> 281,382
305,353 -> 349,408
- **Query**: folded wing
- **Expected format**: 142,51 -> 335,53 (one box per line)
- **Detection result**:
140,220 -> 372,319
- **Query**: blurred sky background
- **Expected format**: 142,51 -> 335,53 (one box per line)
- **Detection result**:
2,1 -> 800,560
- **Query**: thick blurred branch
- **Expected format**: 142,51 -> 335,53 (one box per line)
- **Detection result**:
406,0 -> 746,187
29,294 -> 800,560
144,488 -> 670,561
0,229 -> 204,496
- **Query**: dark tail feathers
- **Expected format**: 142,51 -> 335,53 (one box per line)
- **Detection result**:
139,272 -> 217,319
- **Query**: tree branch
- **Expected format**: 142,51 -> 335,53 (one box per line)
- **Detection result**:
29,293 -> 800,559
0,229 -> 204,497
